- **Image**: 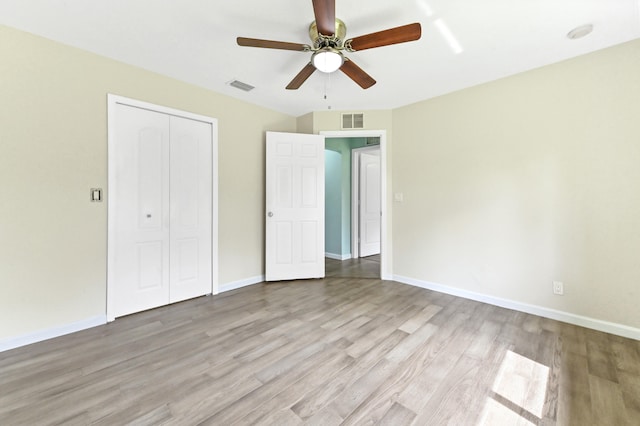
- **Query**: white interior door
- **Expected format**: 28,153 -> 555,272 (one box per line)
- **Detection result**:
110,102 -> 213,318
265,131 -> 325,281
359,151 -> 381,257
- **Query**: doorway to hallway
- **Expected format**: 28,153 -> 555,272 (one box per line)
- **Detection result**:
323,130 -> 387,280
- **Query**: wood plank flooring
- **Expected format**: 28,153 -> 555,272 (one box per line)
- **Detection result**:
325,255 -> 380,279
1,259 -> 639,425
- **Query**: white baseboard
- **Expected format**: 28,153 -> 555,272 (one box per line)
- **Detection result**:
0,315 -> 107,353
325,252 -> 352,261
8,276 -> 634,353
2,276 -> 262,352
393,275 -> 640,341
219,275 -> 265,293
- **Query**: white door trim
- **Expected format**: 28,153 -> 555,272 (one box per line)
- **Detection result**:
107,94 -> 219,322
352,146 -> 381,259
320,130 -> 390,279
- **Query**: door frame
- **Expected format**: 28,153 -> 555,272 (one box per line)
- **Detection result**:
320,130 -> 390,280
351,146 -> 380,259
106,94 -> 219,322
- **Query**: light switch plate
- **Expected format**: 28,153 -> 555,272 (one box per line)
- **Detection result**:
90,188 -> 102,202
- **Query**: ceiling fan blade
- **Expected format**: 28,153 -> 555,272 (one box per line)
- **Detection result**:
286,63 -> 317,90
340,59 -> 376,89
312,0 -> 336,36
237,37 -> 309,51
347,23 -> 422,51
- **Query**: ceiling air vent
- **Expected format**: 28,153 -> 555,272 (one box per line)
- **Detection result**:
341,113 -> 364,129
228,79 -> 255,92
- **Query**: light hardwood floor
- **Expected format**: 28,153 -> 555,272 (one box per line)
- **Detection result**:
1,260 -> 639,425
325,255 -> 380,279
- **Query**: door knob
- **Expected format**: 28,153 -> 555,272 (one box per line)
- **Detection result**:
268,212 -> 274,217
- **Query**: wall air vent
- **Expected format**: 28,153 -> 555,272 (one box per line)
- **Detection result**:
228,80 -> 255,92
366,137 -> 380,146
341,113 -> 364,129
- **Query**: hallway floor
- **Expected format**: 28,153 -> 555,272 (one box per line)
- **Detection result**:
325,255 -> 380,279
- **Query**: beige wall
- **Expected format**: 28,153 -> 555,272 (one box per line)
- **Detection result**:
0,25 -> 295,340
393,39 -> 640,329
310,110 -> 392,136
296,112 -> 313,134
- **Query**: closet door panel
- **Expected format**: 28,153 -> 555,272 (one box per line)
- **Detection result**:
112,104 -> 170,317
169,116 -> 212,303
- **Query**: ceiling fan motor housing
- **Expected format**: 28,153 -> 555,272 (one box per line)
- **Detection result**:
309,18 -> 347,49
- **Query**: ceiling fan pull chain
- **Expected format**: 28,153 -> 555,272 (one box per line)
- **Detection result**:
324,72 -> 328,100
325,72 -> 333,109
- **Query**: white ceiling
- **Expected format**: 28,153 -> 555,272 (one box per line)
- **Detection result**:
1,0 -> 639,116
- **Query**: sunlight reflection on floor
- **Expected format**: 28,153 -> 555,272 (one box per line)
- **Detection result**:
479,350 -> 550,425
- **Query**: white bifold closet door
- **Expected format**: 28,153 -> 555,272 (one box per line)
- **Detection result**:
111,104 -> 212,318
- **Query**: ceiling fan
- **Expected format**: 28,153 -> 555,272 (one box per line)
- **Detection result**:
236,0 -> 422,90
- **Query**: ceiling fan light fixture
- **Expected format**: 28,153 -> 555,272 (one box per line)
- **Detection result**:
312,48 -> 344,73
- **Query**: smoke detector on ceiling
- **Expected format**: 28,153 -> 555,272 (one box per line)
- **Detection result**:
567,24 -> 593,40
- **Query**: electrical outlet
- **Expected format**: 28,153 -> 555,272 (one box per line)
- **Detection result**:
553,281 -> 564,295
